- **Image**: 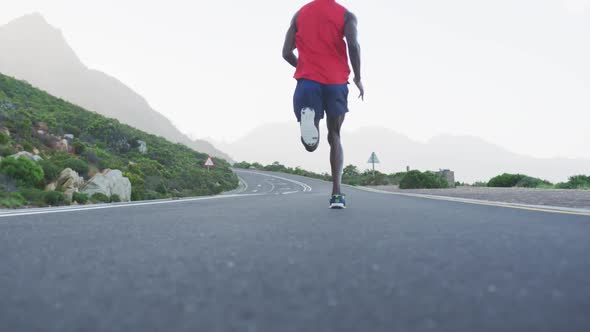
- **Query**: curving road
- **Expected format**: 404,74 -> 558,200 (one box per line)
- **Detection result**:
0,169 -> 589,332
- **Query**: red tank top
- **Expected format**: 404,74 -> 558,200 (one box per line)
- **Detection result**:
294,0 -> 350,85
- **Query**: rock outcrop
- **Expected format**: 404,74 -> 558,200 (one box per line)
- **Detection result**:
0,127 -> 10,137
137,140 -> 148,154
9,151 -> 43,162
55,138 -> 70,152
81,169 -> 132,202
57,168 -> 84,200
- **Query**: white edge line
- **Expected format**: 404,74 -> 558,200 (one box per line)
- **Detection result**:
234,176 -> 249,194
236,170 -> 312,192
348,185 -> 590,217
0,194 -> 262,219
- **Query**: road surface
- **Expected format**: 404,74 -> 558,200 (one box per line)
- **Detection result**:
1,169 -> 589,332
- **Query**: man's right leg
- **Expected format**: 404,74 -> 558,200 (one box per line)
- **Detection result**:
293,79 -> 324,152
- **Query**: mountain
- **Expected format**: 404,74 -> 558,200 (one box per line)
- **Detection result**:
0,13 -> 232,161
215,122 -> 590,183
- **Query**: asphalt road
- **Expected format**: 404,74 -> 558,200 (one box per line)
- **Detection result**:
1,169 -> 589,332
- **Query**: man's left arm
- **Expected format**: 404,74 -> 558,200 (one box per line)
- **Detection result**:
282,12 -> 299,68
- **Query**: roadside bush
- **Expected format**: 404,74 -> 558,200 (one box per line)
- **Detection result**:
488,173 -> 552,188
72,139 -> 86,155
22,142 -> 34,152
342,165 -> 361,186
39,160 -> 61,183
43,191 -> 66,206
0,131 -> 9,144
359,170 -> 391,186
264,161 -> 289,173
556,175 -> 590,189
72,192 -> 89,204
388,172 -> 407,186
90,193 -> 110,203
19,188 -> 45,206
400,170 -> 449,189
110,194 -> 121,203
63,158 -> 89,176
124,172 -> 145,201
143,190 -> 163,200
515,176 -> 553,188
233,161 -> 251,169
0,156 -> 44,187
0,192 -> 26,208
487,173 -> 525,187
0,145 -> 14,157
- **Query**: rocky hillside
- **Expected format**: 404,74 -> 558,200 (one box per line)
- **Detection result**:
0,13 -> 232,162
0,72 -> 238,208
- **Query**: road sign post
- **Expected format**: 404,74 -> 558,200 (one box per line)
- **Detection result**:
204,156 -> 215,172
367,152 -> 380,179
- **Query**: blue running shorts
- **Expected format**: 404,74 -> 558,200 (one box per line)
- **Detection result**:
293,79 -> 349,122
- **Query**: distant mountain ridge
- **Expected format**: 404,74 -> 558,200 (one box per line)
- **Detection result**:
215,123 -> 590,183
0,13 -> 232,161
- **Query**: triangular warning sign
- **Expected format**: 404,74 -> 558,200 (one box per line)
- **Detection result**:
367,152 -> 380,164
204,156 -> 215,167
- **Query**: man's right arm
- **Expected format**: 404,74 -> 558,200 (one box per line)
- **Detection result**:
344,11 -> 364,100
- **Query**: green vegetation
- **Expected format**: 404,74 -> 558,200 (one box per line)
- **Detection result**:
234,162 -> 450,189
399,170 -> 449,189
0,131 -> 9,145
90,193 -> 110,203
0,72 -> 238,207
0,156 -> 44,187
19,188 -> 46,207
39,160 -> 61,184
556,175 -> 590,190
43,191 -> 66,206
474,173 -> 589,190
487,173 -> 553,188
0,189 -> 26,208
236,161 -> 589,191
72,192 -> 89,205
62,158 -> 89,176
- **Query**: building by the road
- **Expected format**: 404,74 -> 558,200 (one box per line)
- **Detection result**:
436,169 -> 456,187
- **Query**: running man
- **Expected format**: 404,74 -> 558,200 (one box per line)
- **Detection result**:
282,0 -> 364,209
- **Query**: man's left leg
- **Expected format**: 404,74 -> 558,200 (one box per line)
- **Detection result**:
327,115 -> 345,196
323,82 -> 349,206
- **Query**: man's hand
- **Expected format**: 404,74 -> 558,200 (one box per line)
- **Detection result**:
354,77 -> 364,101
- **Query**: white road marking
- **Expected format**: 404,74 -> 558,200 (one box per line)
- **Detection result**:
0,194 -> 262,219
264,180 -> 276,193
351,186 -> 590,217
282,191 -> 299,195
233,176 -> 249,194
237,170 -> 312,192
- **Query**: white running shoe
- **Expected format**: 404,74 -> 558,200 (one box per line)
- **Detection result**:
300,107 -> 319,147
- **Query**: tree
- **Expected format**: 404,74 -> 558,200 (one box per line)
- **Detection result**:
343,164 -> 360,178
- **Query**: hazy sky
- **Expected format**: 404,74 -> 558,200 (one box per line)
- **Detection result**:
1,0 -> 589,159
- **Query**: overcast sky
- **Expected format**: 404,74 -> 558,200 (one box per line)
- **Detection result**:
1,0 -> 589,159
